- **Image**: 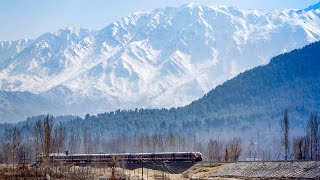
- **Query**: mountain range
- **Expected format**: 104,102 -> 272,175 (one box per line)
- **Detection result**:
1,2 -> 320,122
2,40 -> 319,153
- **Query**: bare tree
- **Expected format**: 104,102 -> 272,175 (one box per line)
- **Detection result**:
167,133 -> 176,152
52,127 -> 58,153
43,114 -> 53,164
93,136 -> 101,153
281,110 -> 289,160
68,132 -> 81,154
1,143 -> 10,163
83,129 -> 92,154
0,147 -> 3,164
51,125 -> 66,154
229,138 -> 242,161
153,134 -> 164,152
308,112 -> 319,160
224,145 -> 229,162
57,126 -> 66,154
68,133 -> 76,154
33,120 -> 43,162
207,139 -> 221,162
302,136 -> 310,160
292,137 -> 304,160
6,126 -> 22,174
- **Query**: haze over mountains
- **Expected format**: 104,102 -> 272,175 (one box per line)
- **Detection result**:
2,40 -> 319,150
1,2 -> 320,122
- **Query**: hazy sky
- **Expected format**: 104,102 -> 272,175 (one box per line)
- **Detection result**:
0,0 -> 319,40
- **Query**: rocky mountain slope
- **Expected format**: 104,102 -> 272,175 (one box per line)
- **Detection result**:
1,3 -> 320,122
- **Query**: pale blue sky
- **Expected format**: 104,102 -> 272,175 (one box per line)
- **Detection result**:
0,0 -> 319,40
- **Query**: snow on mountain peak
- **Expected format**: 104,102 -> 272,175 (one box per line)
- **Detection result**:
1,3 -> 320,121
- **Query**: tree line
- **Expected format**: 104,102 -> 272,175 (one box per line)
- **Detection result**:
0,114 -> 244,165
0,110 -> 318,168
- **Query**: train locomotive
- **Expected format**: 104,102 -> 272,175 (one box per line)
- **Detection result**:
38,152 -> 202,164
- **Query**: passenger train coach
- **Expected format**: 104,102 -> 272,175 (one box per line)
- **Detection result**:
38,152 -> 202,164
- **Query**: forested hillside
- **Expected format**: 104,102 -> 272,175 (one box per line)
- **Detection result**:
185,39 -> 320,132
70,40 -> 320,139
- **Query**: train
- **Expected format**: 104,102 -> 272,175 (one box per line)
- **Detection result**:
38,152 -> 202,164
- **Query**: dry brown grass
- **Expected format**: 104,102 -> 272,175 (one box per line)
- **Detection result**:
0,162 -> 240,180
181,163 -> 234,180
0,163 -> 95,179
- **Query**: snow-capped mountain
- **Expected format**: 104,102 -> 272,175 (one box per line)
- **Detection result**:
1,3 -> 320,122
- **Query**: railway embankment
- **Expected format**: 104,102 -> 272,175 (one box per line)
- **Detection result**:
210,161 -> 320,179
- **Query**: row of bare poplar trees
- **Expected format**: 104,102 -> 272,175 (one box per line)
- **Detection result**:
283,111 -> 320,160
0,115 -> 59,165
